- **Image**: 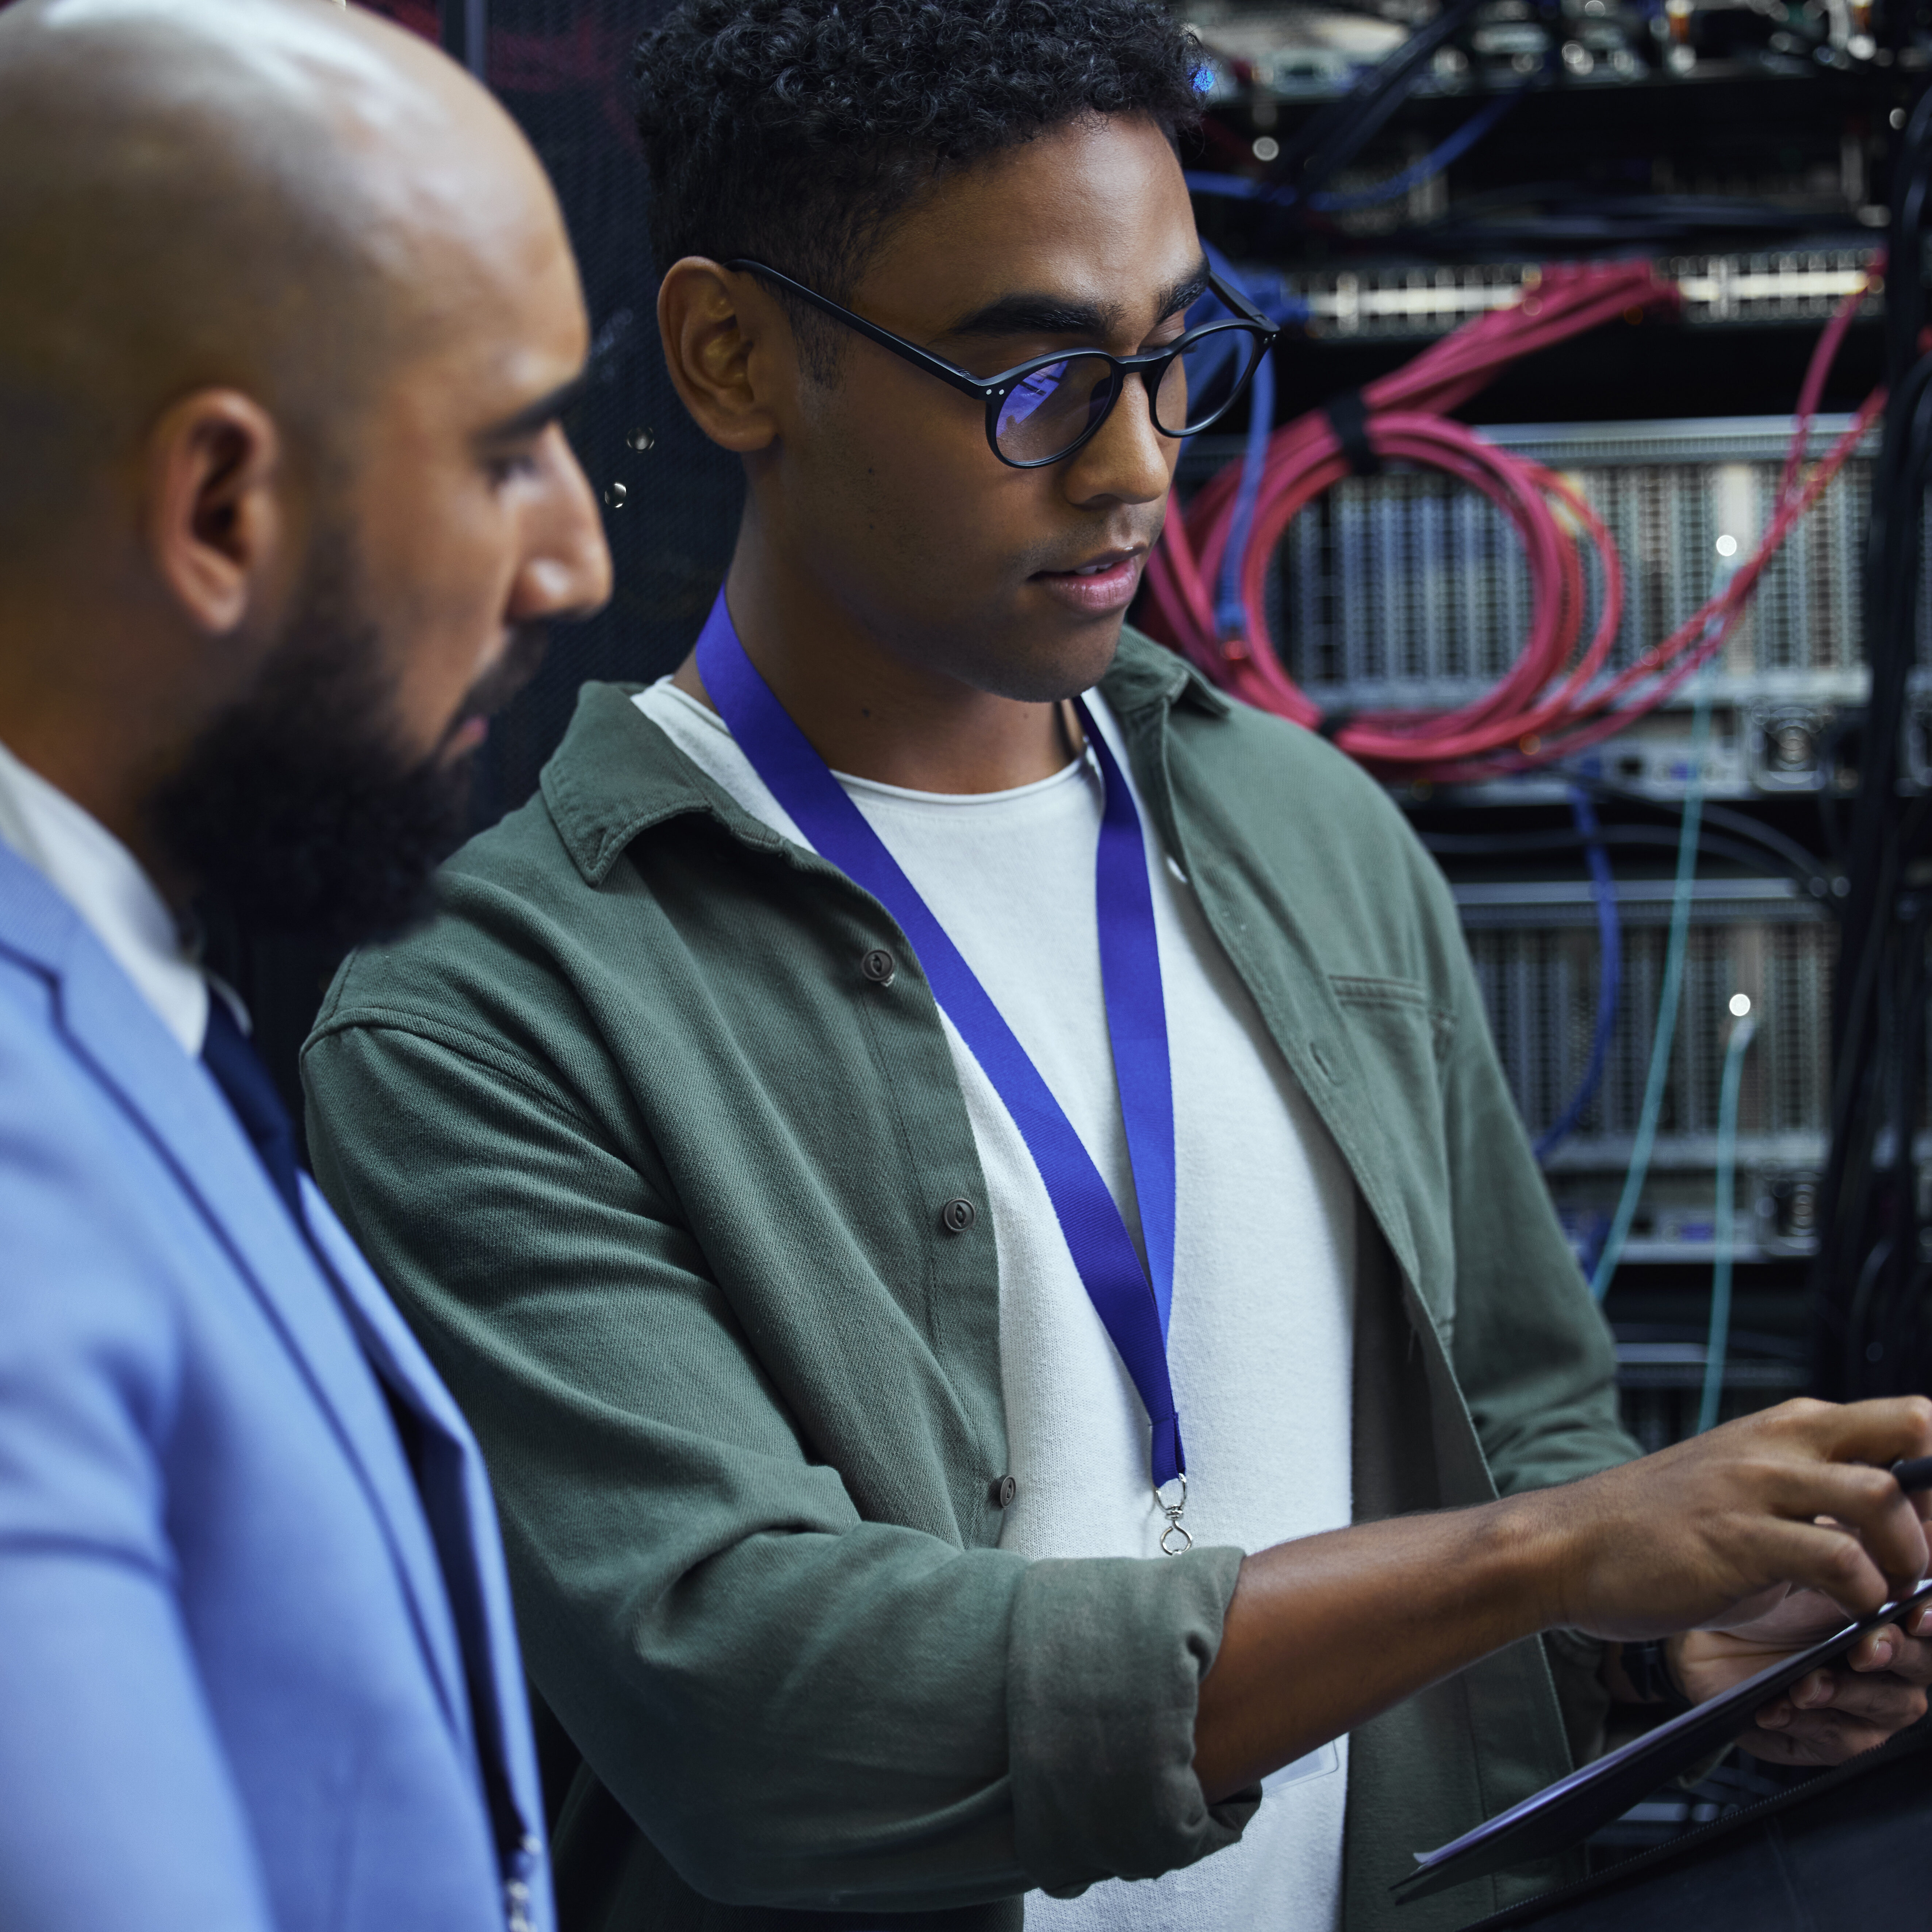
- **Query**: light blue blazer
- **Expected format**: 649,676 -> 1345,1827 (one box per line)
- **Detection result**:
0,839 -> 554,1932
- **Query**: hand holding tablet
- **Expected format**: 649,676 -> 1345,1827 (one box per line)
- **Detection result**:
1395,1457 -> 1932,1903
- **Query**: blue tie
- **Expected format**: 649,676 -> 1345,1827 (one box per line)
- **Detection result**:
200,992 -> 307,1226
200,988 -> 532,1883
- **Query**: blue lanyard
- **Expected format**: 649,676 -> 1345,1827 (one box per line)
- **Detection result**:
694,593 -> 1188,1511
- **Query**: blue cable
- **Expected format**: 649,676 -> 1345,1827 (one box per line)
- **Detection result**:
1183,245 -> 1303,640
1215,348 -> 1276,638
1186,169 -> 1284,201
1589,664 -> 1716,1303
1310,89 -> 1525,212
1185,80 -> 1530,214
1182,83 -> 1526,636
1534,787 -> 1621,1162
1698,1013 -> 1757,1433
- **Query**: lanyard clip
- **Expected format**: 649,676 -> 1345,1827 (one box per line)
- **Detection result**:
1155,1472 -> 1192,1556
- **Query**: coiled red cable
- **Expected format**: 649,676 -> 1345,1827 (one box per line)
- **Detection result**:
1141,259 -> 1883,782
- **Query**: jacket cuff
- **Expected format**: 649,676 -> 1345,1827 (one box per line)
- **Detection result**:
1544,1627 -> 1613,1770
1007,1546 -> 1257,1892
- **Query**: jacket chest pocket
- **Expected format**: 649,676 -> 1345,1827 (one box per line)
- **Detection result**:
1327,975 -> 1459,1339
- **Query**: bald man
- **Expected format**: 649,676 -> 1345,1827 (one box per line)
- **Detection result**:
0,2 -> 609,1929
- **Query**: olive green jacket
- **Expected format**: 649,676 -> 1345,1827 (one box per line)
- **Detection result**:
302,629 -> 1637,1932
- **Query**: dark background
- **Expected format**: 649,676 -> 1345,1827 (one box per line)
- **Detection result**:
241,0 -> 745,1118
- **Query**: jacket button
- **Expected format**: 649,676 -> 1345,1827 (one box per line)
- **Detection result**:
991,1474 -> 1018,1509
940,1197 -> 977,1234
861,947 -> 896,986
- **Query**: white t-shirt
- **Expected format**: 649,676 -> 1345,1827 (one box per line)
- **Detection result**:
633,678 -> 1358,1931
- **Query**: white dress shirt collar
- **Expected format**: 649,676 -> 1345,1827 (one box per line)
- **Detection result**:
0,735 -> 210,1056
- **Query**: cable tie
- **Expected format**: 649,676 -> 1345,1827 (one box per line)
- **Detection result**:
1323,390 -> 1383,477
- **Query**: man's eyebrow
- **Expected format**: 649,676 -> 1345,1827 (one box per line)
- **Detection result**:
945,291 -> 1118,340
1155,259 -> 1215,325
477,368 -> 591,443
944,258 -> 1215,343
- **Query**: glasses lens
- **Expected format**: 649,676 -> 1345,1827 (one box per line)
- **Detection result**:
994,355 -> 1118,463
1155,327 -> 1267,438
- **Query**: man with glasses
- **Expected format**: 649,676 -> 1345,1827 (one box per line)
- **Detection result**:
302,2 -> 1932,1928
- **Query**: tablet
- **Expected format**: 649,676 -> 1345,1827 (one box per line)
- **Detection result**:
1393,1576 -> 1932,1904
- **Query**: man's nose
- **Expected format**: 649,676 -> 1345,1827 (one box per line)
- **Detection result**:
1062,370 -> 1173,509
514,426 -> 615,622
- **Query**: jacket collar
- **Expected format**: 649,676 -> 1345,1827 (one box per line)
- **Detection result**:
537,625 -> 1228,890
0,840 -> 479,1763
1099,625 -> 1232,723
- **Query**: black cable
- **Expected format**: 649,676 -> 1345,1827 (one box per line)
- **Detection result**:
1387,188 -> 1838,253
1882,910 -> 1932,1388
1850,864 -> 1932,1396
1817,811 -> 1923,1395
1813,86 -> 1932,1398
1697,804 -> 1840,902
1561,775 -> 1840,905
1269,0 -> 1487,202
1835,394 -> 1932,1076
1816,790 -> 1847,876
1886,91 -> 1932,385
1844,1236 -> 1895,1397
1419,821 -> 1826,893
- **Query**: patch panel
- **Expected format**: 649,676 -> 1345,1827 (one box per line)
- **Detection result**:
1262,251 -> 1881,341
1177,412 -> 1906,801
1257,412 -> 1874,695
1454,875 -> 1833,1262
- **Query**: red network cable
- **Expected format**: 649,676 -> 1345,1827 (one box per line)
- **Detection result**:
1141,259 -> 1883,782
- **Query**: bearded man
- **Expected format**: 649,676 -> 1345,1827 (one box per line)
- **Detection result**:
0,2 -> 610,1927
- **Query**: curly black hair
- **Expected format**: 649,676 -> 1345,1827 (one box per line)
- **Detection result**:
633,0 -> 1203,377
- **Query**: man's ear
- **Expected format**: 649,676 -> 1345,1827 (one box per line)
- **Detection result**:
141,389 -> 286,637
657,258 -> 786,454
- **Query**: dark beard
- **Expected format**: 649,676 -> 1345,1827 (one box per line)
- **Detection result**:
149,545 -> 547,952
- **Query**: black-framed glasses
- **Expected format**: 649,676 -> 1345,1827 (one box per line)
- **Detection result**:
727,258 -> 1279,469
